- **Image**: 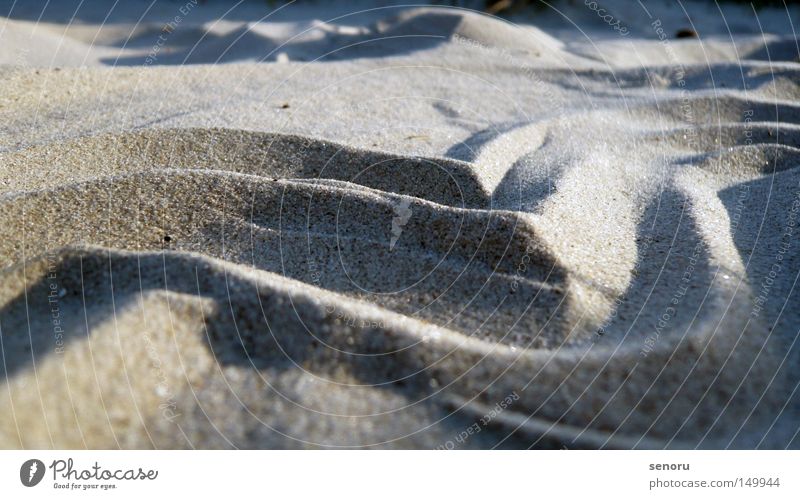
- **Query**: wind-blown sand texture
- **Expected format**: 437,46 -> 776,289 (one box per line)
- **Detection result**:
0,0 -> 799,448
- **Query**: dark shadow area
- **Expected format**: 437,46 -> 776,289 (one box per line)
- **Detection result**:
0,258 -> 92,379
744,37 -> 800,62
718,169 -> 800,446
679,65 -> 800,91
0,247 -> 546,448
489,135 -> 564,212
589,188 -> 714,345
718,170 -> 800,350
0,1 -> 464,66
0,0 -> 398,24
552,189 -> 715,445
560,63 -> 800,94
444,123 -> 516,163
442,118 -> 563,213
101,11 -> 461,65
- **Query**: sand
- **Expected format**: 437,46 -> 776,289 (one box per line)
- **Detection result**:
0,0 -> 799,449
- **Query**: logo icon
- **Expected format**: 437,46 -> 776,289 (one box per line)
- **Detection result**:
390,198 -> 413,251
20,459 -> 45,487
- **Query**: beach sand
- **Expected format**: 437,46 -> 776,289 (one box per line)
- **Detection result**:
0,0 -> 799,448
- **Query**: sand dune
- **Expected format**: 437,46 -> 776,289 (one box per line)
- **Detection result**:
0,1 -> 799,448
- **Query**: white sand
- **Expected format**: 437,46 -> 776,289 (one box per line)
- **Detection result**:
0,0 -> 799,448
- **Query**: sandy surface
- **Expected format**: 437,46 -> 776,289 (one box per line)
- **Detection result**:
0,0 -> 799,449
